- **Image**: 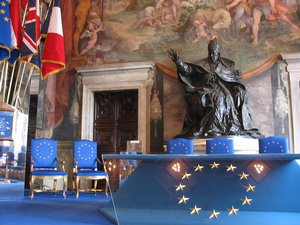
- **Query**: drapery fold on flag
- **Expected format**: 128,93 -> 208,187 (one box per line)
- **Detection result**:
8,0 -> 24,64
41,0 -> 65,78
21,0 -> 27,10
19,0 -> 39,61
41,0 -> 52,38
27,46 -> 41,72
0,0 -> 12,61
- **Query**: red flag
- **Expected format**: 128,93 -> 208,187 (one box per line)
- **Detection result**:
8,0 -> 24,64
41,0 -> 65,78
21,0 -> 28,10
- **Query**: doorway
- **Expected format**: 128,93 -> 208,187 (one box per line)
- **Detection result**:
93,90 -> 138,155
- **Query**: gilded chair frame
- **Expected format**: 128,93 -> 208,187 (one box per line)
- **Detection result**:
29,139 -> 67,199
73,158 -> 109,199
72,140 -> 109,199
29,159 -> 67,199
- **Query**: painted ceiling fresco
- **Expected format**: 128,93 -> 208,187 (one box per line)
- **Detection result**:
74,0 -> 300,75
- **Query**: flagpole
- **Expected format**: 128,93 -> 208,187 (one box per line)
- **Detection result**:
13,62 -> 26,107
20,66 -> 34,107
11,61 -> 23,105
22,1 -> 28,26
6,61 -> 17,103
7,0 -> 29,104
14,60 -> 27,108
2,61 -> 9,102
0,62 -> 5,93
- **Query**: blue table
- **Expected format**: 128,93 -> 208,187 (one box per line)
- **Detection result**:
100,154 -> 300,225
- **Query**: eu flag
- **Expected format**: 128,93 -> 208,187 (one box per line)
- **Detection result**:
0,0 -> 11,61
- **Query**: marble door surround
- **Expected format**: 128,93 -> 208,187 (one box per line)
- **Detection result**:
76,62 -> 156,154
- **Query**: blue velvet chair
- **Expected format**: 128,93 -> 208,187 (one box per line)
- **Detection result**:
206,138 -> 234,154
73,140 -> 109,199
30,138 -> 67,199
166,138 -> 194,154
259,136 -> 289,153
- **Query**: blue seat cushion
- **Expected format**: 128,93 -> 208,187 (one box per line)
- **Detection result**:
32,170 -> 67,176
76,170 -> 108,177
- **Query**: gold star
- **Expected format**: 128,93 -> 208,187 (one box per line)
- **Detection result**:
226,164 -> 237,172
210,162 -> 220,169
0,9 -> 5,14
175,183 -> 186,191
209,209 -> 220,219
194,164 -> 204,172
178,195 -> 189,204
190,205 -> 201,214
239,172 -> 249,180
241,196 -> 252,205
181,172 -> 191,180
1,2 -> 6,7
227,206 -> 239,215
4,16 -> 9,22
245,184 -> 256,192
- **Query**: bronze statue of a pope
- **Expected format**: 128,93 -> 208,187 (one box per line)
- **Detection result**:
168,38 -> 261,138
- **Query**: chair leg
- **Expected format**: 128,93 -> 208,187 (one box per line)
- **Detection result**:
63,176 -> 67,199
53,179 -> 57,195
76,177 -> 80,199
72,175 -> 75,195
93,180 -> 98,195
29,177 -> 35,199
105,177 -> 109,197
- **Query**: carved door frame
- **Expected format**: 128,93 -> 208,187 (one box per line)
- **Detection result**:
77,62 -> 155,154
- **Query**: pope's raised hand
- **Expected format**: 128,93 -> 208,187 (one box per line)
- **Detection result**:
168,48 -> 179,63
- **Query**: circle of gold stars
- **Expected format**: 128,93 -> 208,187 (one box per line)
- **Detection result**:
35,142 -> 54,160
175,162 -> 256,219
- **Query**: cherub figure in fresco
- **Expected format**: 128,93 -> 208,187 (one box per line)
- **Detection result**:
135,6 -> 162,28
190,8 -> 232,43
251,0 -> 300,46
159,0 -> 181,24
225,0 -> 253,35
80,21 -> 104,55
192,19 -> 210,44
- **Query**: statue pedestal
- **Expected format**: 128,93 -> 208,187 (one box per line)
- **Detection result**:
193,137 -> 259,154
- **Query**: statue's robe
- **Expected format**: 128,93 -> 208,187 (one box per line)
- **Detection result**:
175,57 -> 260,138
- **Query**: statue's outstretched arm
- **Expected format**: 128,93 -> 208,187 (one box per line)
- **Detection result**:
168,49 -> 190,74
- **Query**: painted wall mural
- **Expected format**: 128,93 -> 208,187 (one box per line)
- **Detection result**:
72,0 -> 300,74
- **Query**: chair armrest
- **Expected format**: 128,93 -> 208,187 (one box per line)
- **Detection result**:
96,158 -> 103,164
56,157 -> 66,171
73,158 -> 78,173
30,157 -> 34,172
97,158 -> 107,172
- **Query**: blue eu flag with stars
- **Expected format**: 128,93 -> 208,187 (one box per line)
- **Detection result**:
0,0 -> 11,61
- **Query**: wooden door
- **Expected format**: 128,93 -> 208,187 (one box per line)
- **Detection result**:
93,90 -> 138,155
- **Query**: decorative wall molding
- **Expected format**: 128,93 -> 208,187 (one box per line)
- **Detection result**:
281,52 -> 300,153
